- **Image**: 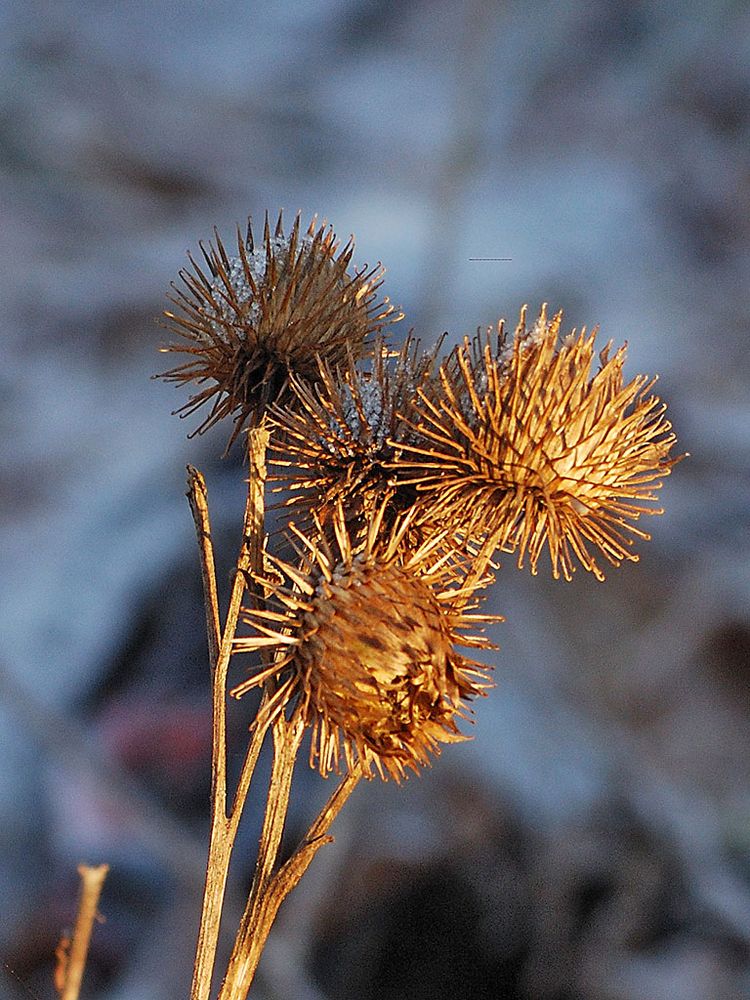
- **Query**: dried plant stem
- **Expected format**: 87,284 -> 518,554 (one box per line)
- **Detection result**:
219,765 -> 362,1000
260,766 -> 362,932
217,708 -> 305,1000
187,466 -> 222,668
190,424 -> 362,1000
57,863 -> 109,1000
189,427 -> 271,1000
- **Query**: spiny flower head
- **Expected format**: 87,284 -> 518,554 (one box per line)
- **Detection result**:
232,506 -> 496,781
269,334 -> 443,530
157,211 -> 401,449
394,305 -> 679,581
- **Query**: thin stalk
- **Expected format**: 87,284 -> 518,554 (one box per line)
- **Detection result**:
219,761 -> 362,1000
57,864 -> 109,1000
259,767 -> 362,926
190,426 -> 270,1000
191,423 -> 361,1000
220,771 -> 362,1000
217,708 -> 306,1000
186,466 -> 221,669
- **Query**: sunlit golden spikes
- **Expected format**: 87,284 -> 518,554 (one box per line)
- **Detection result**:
393,305 -> 679,581
268,333 -> 444,532
156,211 -> 402,450
231,505 -> 498,782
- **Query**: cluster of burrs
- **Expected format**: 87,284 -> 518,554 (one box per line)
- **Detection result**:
159,211 -> 678,781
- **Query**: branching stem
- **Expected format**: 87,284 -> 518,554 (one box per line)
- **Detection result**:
217,708 -> 305,1000
189,423 -> 360,1000
189,427 -> 270,1000
218,718 -> 364,1000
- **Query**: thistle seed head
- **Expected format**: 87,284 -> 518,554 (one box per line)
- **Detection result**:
157,211 -> 401,450
232,506 -> 496,781
394,305 -> 679,581
269,333 -> 443,531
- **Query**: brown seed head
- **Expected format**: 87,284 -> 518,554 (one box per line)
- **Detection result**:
394,305 -> 679,581
232,506 -> 496,781
269,333 -> 442,531
157,211 -> 401,449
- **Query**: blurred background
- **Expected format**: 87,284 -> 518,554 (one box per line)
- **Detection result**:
1,1 -> 749,997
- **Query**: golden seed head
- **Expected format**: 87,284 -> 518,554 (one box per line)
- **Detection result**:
269,334 -> 442,530
395,304 -> 680,581
232,507 -> 496,781
300,561 -> 466,774
157,211 -> 401,450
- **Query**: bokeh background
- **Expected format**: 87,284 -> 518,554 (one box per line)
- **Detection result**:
2,2 -> 749,998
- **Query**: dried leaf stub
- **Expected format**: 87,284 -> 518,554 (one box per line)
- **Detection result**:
157,211 -> 401,450
395,305 -> 680,581
232,507 -> 497,781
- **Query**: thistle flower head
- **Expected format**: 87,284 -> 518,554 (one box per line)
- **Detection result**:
269,334 -> 442,530
395,305 -> 679,581
157,211 -> 401,449
232,506 -> 496,781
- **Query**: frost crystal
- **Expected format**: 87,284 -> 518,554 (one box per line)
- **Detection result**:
340,373 -> 388,447
211,237 -> 316,329
494,308 -> 550,371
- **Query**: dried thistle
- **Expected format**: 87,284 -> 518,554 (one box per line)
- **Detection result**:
157,212 -> 401,449
154,210 -> 684,1000
232,506 -> 496,782
268,333 -> 442,531
395,305 -> 679,581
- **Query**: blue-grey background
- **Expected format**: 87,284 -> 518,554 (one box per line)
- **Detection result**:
1,2 -> 749,998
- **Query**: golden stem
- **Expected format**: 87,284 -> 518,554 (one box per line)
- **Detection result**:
219,763 -> 362,1000
186,466 -> 221,669
217,709 -> 305,1000
57,864 -> 109,1000
190,426 -> 270,1000
192,421 -> 359,1000
262,767 -> 362,917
